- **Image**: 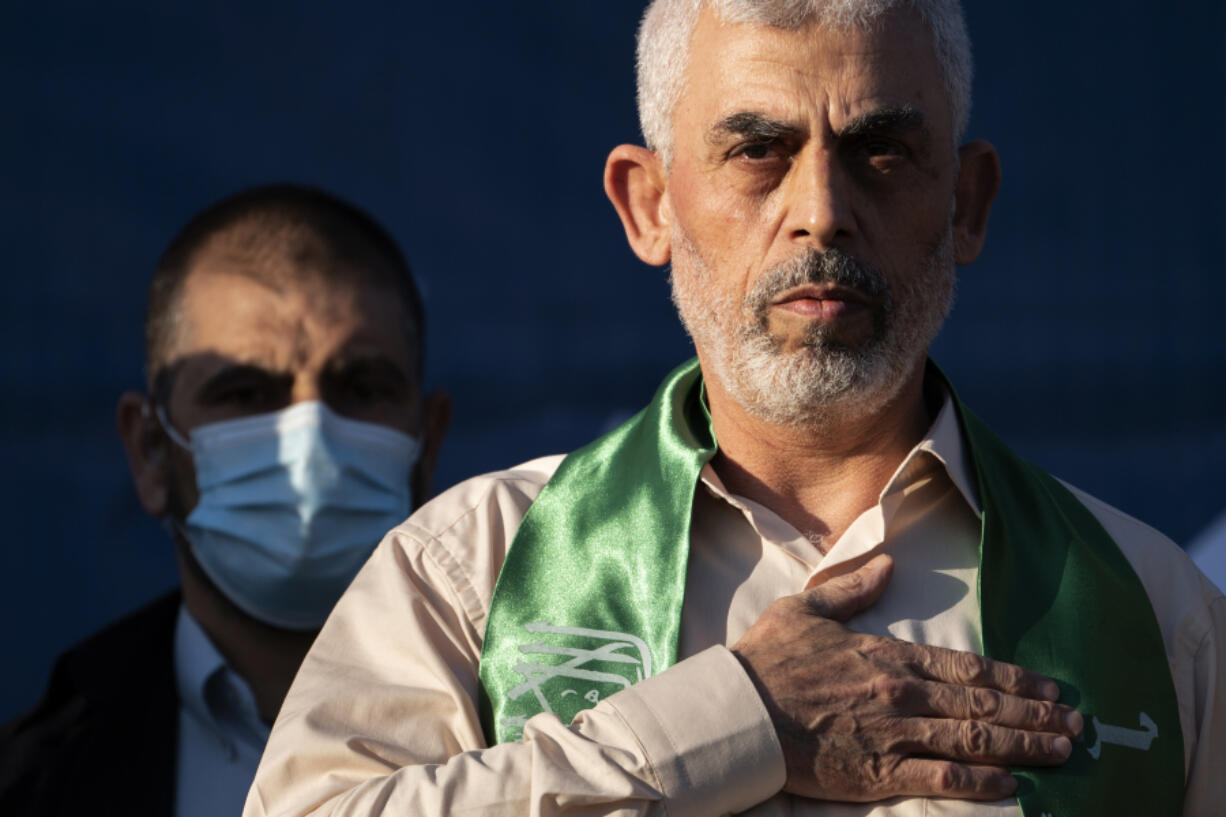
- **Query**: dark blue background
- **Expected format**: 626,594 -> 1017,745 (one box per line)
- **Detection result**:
3,2 -> 1223,722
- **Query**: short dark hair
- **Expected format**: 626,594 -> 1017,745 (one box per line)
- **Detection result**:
146,184 -> 425,400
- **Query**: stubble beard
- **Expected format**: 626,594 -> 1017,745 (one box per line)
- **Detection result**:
669,223 -> 956,428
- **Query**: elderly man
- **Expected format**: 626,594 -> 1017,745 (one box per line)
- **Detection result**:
0,184 -> 450,817
247,2 -> 1224,816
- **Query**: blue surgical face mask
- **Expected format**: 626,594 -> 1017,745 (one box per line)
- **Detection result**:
157,401 -> 421,630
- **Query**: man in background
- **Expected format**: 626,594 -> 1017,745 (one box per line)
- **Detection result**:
0,184 -> 450,817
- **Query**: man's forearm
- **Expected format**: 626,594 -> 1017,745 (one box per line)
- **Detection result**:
245,647 -> 783,817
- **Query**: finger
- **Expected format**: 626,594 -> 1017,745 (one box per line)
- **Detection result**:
803,554 -> 895,622
886,758 -> 1017,801
919,679 -> 1083,737
904,717 -> 1073,767
903,643 -> 1062,702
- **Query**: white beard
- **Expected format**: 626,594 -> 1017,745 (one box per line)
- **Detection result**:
669,225 -> 955,427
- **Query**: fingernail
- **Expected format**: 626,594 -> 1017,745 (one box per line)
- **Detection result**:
1042,681 -> 1060,700
1001,774 -> 1018,794
1053,736 -> 1072,759
1065,710 -> 1084,736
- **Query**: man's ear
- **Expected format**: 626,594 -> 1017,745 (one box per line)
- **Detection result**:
116,391 -> 170,517
604,144 -> 672,267
411,388 -> 452,507
952,140 -> 1002,265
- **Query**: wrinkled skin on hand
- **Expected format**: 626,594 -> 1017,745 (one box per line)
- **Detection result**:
731,555 -> 1083,803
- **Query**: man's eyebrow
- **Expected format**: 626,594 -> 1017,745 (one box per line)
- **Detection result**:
837,105 -> 926,139
707,112 -> 804,145
329,353 -> 413,384
196,363 -> 290,398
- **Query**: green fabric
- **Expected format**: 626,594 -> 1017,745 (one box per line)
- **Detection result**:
478,360 -> 715,740
962,401 -> 1184,814
478,358 -> 1184,816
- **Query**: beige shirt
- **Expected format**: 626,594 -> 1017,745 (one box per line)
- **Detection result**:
246,396 -> 1226,817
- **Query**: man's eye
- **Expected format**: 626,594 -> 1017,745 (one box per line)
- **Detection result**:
350,382 -> 379,402
347,378 -> 400,403
855,136 -> 911,166
732,141 -> 779,161
864,139 -> 903,157
218,385 -> 266,408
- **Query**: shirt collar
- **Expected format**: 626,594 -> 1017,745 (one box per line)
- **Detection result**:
174,604 -> 227,727
699,378 -> 983,524
173,605 -> 269,755
900,381 -> 981,515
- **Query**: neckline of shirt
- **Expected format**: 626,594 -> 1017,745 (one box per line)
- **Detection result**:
173,605 -> 270,757
698,382 -> 982,571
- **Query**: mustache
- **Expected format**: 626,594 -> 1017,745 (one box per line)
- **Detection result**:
747,248 -> 888,308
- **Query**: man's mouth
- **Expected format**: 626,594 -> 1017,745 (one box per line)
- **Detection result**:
771,284 -> 873,320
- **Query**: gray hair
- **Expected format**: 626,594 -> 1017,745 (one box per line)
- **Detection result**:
636,0 -> 973,163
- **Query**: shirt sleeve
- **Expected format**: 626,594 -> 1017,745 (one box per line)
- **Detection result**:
243,473 -> 785,817
1182,586 -> 1226,816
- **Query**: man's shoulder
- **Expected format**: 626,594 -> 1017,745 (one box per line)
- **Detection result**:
1059,480 -> 1178,555
1061,479 -> 1222,649
1060,479 -> 1196,582
404,454 -> 565,540
3,590 -> 180,736
0,591 -> 180,815
57,591 -> 181,694
22,590 -> 180,713
380,455 -> 565,588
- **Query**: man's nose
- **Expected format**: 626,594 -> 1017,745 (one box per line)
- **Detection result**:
783,148 -> 856,250
290,375 -> 324,405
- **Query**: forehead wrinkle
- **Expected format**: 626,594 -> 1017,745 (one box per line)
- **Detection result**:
702,47 -> 910,142
289,319 -> 313,372
671,3 -> 956,159
175,273 -> 307,372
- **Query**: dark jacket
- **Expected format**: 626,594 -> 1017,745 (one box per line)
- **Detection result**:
0,592 -> 181,816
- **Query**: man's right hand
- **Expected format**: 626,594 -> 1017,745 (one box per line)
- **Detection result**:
730,554 -> 1084,803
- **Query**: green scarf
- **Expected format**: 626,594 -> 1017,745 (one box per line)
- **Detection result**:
478,359 -> 1183,815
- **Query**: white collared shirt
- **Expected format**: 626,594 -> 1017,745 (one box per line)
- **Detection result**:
174,606 -> 270,817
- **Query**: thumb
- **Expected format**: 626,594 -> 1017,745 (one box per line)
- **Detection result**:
803,554 -> 894,621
